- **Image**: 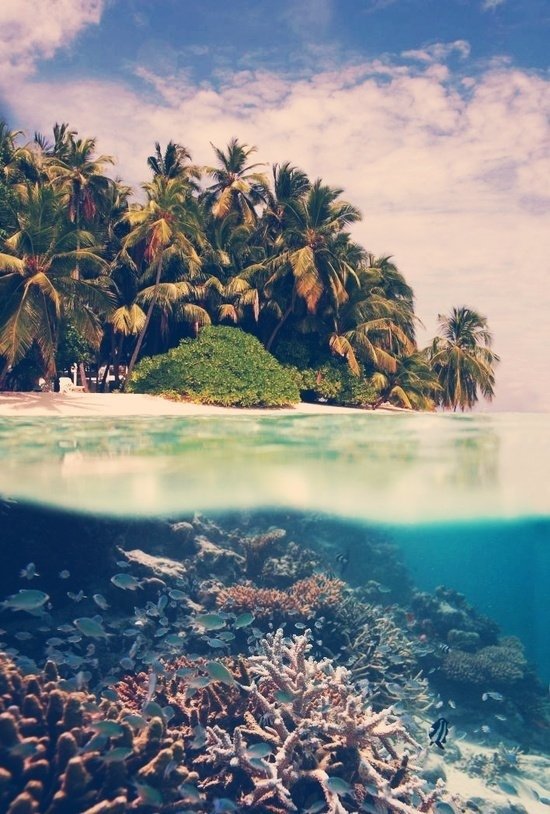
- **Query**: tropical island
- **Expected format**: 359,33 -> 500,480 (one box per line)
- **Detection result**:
0,123 -> 499,411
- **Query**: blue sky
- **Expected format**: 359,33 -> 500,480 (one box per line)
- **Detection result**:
0,0 -> 549,410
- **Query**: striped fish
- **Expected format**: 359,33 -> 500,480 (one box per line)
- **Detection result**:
429,717 -> 450,750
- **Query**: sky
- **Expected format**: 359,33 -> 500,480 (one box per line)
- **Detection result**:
0,0 -> 548,411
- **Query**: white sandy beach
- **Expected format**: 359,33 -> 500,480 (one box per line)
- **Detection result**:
0,392 -> 408,417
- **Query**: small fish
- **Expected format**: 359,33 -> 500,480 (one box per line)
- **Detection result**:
73,617 -> 109,639
234,612 -> 255,629
275,689 -> 295,704
336,551 -> 349,573
89,720 -> 125,737
2,589 -> 50,612
206,637 -> 228,648
116,560 -> 131,569
111,573 -> 141,591
438,643 -> 451,654
143,670 -> 157,707
67,590 -> 87,602
58,570 -> 71,579
481,724 -> 491,734
246,742 -> 273,758
164,633 -> 184,647
195,613 -> 227,631
119,657 -> 135,671
168,589 -> 186,601
135,782 -> 163,807
448,700 -> 456,709
123,714 -> 147,730
46,637 -> 65,647
93,594 -> 110,611
74,670 -> 91,690
429,718 -> 450,750
494,714 -> 507,721
189,725 -> 207,749
482,691 -> 504,702
143,701 -> 166,719
14,631 -> 33,641
161,706 -> 175,722
20,563 -> 39,580
326,776 -> 353,796
206,661 -> 235,686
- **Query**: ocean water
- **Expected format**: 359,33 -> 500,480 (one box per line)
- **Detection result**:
1,411 -> 549,813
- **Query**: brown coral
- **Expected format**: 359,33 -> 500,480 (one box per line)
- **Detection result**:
216,574 -> 345,619
0,654 -> 194,813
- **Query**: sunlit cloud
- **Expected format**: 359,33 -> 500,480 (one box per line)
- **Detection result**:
481,0 -> 507,9
0,0 -> 106,80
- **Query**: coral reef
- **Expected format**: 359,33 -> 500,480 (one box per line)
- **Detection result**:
411,586 -> 499,647
216,574 -> 346,619
0,633 -> 447,814
0,654 -> 196,813
333,600 -> 431,711
441,638 -> 527,687
196,630 -> 443,813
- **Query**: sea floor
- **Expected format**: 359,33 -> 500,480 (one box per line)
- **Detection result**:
0,507 -> 548,813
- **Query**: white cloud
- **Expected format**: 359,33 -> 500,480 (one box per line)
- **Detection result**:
0,0 -> 106,79
402,40 -> 471,63
1,46 -> 549,411
481,0 -> 506,9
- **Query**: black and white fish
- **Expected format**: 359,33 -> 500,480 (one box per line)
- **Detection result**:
429,717 -> 450,750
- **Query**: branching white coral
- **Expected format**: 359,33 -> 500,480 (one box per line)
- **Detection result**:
198,630 -> 443,813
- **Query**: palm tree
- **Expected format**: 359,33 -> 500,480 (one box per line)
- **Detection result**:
121,175 -> 206,385
370,352 -> 441,410
203,138 -> 269,226
328,256 -> 417,375
147,141 -> 200,189
0,184 -> 112,381
43,127 -> 115,276
259,162 -> 311,247
428,306 -> 499,410
255,180 -> 362,351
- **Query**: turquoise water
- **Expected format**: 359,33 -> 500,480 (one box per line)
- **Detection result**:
0,412 -> 548,520
1,411 -> 549,812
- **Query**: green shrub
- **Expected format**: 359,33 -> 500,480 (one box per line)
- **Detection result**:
128,325 -> 300,408
295,359 -> 378,407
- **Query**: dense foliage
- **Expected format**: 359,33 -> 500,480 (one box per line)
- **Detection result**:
0,121 -> 499,409
128,325 -> 300,407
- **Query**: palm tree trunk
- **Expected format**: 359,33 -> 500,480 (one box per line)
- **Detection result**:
78,362 -> 89,391
266,297 -> 295,352
122,264 -> 162,391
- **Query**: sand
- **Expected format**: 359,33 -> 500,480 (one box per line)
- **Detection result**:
0,392 -> 408,417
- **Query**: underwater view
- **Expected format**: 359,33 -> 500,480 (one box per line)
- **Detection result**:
1,412 -> 549,814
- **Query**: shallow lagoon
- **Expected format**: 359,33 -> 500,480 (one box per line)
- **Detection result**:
1,410 -> 549,812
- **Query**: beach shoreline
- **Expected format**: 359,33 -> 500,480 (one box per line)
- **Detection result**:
0,391 -> 411,417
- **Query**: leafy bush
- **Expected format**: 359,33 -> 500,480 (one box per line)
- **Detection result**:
128,325 -> 300,408
295,359 -> 378,407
